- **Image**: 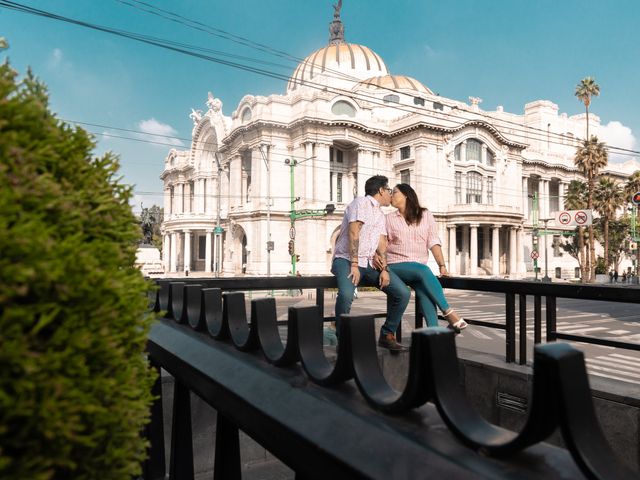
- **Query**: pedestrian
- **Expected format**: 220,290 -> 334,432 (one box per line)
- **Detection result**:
621,272 -> 626,283
377,183 -> 467,332
614,270 -> 619,283
609,271 -> 614,283
331,175 -> 410,352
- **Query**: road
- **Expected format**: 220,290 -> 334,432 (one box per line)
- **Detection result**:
249,288 -> 640,387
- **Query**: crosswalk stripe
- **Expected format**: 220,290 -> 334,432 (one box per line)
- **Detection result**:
560,326 -> 609,334
468,329 -> 492,340
610,353 -> 640,362
587,370 -> 640,385
608,330 -> 631,335
587,358 -> 640,373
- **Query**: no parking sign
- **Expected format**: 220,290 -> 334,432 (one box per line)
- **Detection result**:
554,209 -> 592,227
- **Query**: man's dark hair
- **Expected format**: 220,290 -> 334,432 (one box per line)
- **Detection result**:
364,175 -> 389,196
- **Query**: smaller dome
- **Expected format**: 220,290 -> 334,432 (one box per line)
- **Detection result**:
356,75 -> 433,95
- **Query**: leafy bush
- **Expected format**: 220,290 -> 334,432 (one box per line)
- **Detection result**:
0,61 -> 156,479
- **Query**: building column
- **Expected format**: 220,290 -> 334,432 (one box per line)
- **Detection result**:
509,226 -> 517,275
162,234 -> 170,272
304,142 -> 314,206
470,224 -> 478,276
522,177 -> 528,219
492,225 -> 500,276
516,227 -> 526,276
184,230 -> 191,274
205,230 -> 213,273
315,143 -> 331,203
170,232 -> 177,273
482,225 -> 490,267
448,226 -> 457,274
541,179 -> 549,219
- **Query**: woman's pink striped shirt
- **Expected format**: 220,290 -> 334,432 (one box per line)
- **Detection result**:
385,210 -> 441,265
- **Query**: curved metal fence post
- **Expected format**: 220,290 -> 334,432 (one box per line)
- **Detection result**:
505,293 -> 516,363
546,295 -> 557,342
534,295 -> 542,344
519,294 -> 527,365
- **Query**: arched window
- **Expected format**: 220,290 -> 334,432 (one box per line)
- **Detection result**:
331,100 -> 356,117
454,144 -> 461,161
241,107 -> 251,123
466,172 -> 482,203
486,149 -> 495,166
383,94 -> 400,104
466,139 -> 482,162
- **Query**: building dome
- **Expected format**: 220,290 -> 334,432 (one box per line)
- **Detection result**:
356,75 -> 433,95
287,43 -> 389,93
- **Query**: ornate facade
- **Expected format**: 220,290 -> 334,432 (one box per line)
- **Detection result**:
160,7 -> 632,279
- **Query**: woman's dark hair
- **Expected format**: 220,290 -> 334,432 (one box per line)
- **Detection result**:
395,183 -> 426,225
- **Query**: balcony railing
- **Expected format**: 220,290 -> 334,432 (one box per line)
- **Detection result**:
144,277 -> 638,479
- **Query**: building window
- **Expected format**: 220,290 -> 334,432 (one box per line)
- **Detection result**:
553,235 -> 562,257
466,172 -> 482,203
454,144 -> 461,161
555,267 -> 562,279
330,172 -> 334,201
330,147 -> 344,163
198,236 -> 206,259
203,179 -> 207,212
242,151 -> 252,203
400,146 -> 411,160
549,180 -> 560,214
331,100 -> 356,117
400,169 -> 410,184
383,94 -> 400,104
337,173 -> 343,203
487,177 -> 494,204
466,139 -> 482,163
189,181 -> 195,212
433,102 -> 444,111
413,97 -> 425,106
455,172 -> 462,204
241,107 -> 251,123
486,149 -> 495,166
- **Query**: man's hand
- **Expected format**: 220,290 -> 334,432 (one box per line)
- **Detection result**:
348,264 -> 361,286
379,269 -> 390,288
372,252 -> 385,270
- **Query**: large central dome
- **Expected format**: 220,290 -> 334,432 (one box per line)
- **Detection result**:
287,44 -> 388,92
286,3 -> 388,93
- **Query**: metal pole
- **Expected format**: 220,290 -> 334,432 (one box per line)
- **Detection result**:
215,153 -> 223,277
260,146 -> 272,277
290,159 -> 297,276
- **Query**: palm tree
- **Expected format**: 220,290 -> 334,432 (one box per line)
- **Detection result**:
594,177 -> 624,269
575,77 -> 600,140
625,170 -> 640,203
574,137 -> 608,282
564,180 -> 588,281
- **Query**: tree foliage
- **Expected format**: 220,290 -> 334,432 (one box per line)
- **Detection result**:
0,61 -> 156,479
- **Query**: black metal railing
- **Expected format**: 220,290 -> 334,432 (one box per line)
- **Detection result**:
144,279 -> 636,479
151,276 -> 640,365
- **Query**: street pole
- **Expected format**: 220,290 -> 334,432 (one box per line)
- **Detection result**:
541,218 -> 552,282
259,146 -> 272,277
288,159 -> 298,275
214,152 -> 224,277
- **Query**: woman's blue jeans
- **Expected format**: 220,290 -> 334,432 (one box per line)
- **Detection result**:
331,258 -> 410,335
388,262 -> 451,327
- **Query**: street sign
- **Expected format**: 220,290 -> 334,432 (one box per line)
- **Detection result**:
289,227 -> 296,239
558,211 -> 571,225
575,210 -> 589,225
633,192 -> 640,205
214,226 -> 224,234
531,250 -> 539,260
266,241 -> 274,251
554,209 -> 592,227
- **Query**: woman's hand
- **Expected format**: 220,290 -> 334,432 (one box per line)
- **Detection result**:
438,265 -> 450,277
379,269 -> 390,288
372,253 -> 385,270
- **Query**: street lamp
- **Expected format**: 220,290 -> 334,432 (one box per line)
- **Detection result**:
540,218 -> 553,283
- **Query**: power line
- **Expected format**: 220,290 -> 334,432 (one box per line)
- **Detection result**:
5,0 -> 637,155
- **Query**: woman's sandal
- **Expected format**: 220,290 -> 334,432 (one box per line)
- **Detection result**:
443,309 -> 468,334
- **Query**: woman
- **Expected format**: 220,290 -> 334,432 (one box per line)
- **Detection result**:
382,183 -> 467,332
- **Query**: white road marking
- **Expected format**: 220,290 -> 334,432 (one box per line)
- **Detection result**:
588,358 -> 640,373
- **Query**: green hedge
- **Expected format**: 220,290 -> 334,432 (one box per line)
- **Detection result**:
0,62 -> 156,479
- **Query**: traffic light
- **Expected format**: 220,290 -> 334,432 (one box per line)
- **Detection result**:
288,240 -> 294,255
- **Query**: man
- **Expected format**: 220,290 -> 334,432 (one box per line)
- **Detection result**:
331,175 -> 410,351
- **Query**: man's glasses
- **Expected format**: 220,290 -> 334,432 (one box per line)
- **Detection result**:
384,187 -> 392,193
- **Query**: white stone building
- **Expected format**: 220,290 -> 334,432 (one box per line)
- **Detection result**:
160,6 -> 633,279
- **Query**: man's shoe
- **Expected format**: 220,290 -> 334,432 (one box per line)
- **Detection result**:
378,332 -> 409,353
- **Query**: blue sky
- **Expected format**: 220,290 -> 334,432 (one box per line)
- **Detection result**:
2,0 -> 639,211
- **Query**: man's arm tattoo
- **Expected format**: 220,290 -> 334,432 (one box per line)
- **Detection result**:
350,238 -> 359,261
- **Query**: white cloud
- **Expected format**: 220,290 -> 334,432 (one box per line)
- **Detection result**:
598,120 -> 638,164
137,118 -> 184,147
47,48 -> 64,68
